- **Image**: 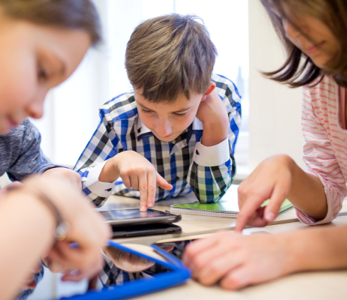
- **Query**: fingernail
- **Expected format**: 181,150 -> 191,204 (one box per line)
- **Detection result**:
140,206 -> 147,211
266,212 -> 275,222
148,202 -> 153,208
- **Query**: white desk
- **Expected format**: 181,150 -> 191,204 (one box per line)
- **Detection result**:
100,190 -> 347,245
131,214 -> 347,300
99,191 -> 347,299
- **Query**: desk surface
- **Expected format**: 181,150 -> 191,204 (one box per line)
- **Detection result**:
131,215 -> 347,300
99,191 -> 347,299
100,189 -> 347,245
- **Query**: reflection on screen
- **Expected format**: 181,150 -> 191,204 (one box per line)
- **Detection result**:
101,245 -> 171,287
99,209 -> 167,221
155,240 -> 196,260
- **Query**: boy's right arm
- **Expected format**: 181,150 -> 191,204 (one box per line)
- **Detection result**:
75,120 -> 172,209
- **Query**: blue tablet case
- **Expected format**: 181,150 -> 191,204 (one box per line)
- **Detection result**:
58,240 -> 191,300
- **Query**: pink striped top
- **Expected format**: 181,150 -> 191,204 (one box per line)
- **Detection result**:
300,76 -> 347,224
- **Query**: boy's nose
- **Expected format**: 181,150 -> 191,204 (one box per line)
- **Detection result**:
156,119 -> 172,138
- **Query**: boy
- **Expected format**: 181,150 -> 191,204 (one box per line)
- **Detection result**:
75,14 -> 241,212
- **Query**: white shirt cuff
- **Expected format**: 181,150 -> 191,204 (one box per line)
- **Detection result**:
193,138 -> 230,167
83,161 -> 116,197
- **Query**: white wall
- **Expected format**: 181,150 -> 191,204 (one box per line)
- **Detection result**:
248,0 -> 305,172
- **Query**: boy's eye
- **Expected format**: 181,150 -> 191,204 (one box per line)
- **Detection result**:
141,108 -> 153,114
174,112 -> 187,117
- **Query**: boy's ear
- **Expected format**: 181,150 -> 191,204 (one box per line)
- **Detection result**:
205,82 -> 216,96
201,82 -> 216,101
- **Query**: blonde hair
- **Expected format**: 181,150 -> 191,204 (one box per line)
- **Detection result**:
126,14 -> 217,102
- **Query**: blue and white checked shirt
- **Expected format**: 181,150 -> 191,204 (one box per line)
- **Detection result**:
75,74 -> 241,206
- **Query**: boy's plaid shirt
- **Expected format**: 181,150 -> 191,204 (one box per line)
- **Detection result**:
74,74 -> 241,206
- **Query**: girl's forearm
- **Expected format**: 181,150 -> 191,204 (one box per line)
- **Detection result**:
0,192 -> 55,300
287,158 -> 327,220
283,226 -> 347,274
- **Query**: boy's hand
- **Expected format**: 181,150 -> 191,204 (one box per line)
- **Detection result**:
42,168 -> 82,190
235,155 -> 294,232
196,88 -> 229,147
100,151 -> 173,211
182,231 -> 290,290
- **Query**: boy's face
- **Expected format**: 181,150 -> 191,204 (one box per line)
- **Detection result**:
0,13 -> 90,133
135,90 -> 204,142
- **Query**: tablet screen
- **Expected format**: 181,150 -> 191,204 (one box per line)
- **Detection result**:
99,208 -> 180,226
154,239 -> 197,260
101,244 -> 171,287
100,209 -> 169,221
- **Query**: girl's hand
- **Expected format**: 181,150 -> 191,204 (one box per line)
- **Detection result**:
42,168 -> 82,190
101,151 -> 173,211
0,181 -> 23,199
235,155 -> 295,232
22,176 -> 111,282
183,231 -> 291,290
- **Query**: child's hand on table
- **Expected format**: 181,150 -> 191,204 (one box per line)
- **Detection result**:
182,231 -> 291,290
235,155 -> 294,232
100,151 -> 173,211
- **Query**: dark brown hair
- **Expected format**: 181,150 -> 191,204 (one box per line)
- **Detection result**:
0,0 -> 101,45
125,14 -> 217,102
260,0 -> 347,87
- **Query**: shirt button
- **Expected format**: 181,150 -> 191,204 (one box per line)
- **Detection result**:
196,150 -> 200,155
175,176 -> 179,181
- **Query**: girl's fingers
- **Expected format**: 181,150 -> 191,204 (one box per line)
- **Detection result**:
183,231 -> 228,266
197,252 -> 244,286
190,242 -> 239,281
264,183 -> 291,222
235,194 -> 268,232
220,264 -> 254,291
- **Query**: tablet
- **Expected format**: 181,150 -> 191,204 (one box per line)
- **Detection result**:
111,223 -> 182,238
59,241 -> 190,300
99,208 -> 181,226
155,239 -> 197,260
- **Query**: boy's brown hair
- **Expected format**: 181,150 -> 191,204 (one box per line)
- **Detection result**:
0,0 -> 101,46
125,14 -> 217,102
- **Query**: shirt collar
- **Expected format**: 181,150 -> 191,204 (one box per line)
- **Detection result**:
135,115 -> 151,139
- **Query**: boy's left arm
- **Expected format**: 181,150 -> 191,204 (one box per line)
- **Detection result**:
187,80 -> 241,203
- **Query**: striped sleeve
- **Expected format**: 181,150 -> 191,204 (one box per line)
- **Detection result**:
299,85 -> 347,224
74,118 -> 119,207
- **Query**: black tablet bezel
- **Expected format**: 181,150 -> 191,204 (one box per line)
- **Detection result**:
111,223 -> 182,238
99,208 -> 181,226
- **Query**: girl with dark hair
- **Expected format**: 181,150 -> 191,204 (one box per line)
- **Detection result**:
184,0 -> 347,291
0,1 -> 110,299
